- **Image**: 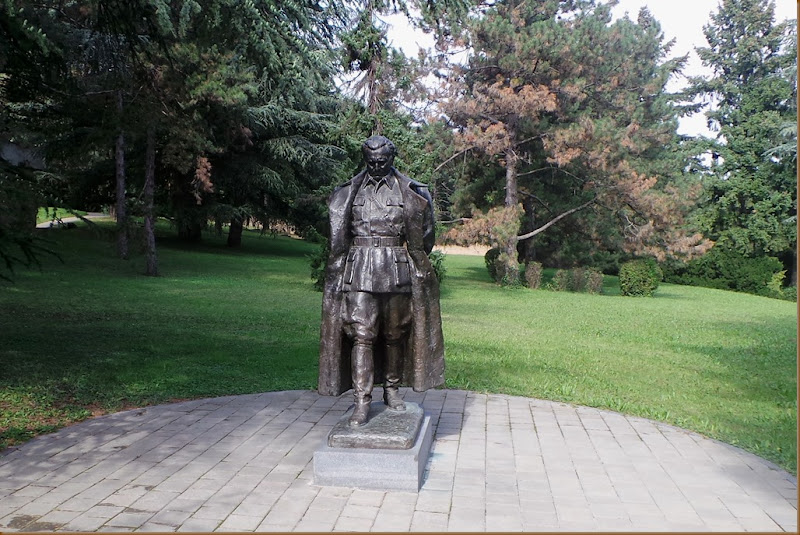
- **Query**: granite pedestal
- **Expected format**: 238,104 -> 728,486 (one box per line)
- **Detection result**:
313,401 -> 433,491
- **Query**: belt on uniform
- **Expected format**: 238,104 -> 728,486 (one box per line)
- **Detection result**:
352,236 -> 404,247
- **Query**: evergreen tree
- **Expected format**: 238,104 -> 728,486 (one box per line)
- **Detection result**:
2,0 -> 351,271
687,0 -> 797,284
338,0 -> 473,134
440,0 -> 709,283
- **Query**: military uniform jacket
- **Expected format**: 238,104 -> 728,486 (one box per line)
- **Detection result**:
318,168 -> 446,396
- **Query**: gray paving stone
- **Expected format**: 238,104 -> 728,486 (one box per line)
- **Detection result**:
64,512 -> 111,531
338,504 -> 379,520
0,389 -> 794,532
333,514 -> 373,531
294,518 -> 336,531
137,521 -> 179,532
218,513 -> 262,531
410,510 -> 448,531
105,510 -> 154,528
446,506 -> 485,531
178,517 -> 220,531
347,489 -> 386,507
372,512 -> 413,531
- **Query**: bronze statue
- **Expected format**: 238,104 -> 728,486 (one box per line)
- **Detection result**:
318,135 -> 445,427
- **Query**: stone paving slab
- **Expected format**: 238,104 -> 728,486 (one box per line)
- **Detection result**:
0,389 -> 795,532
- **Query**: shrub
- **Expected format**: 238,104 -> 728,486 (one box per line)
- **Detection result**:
569,267 -> 586,292
662,247 -> 784,297
524,261 -> 543,289
428,249 -> 447,283
619,258 -> 662,297
585,269 -> 604,294
550,269 -> 570,291
766,270 -> 786,297
780,286 -> 798,302
484,247 -> 502,282
543,266 -> 604,294
308,238 -> 330,292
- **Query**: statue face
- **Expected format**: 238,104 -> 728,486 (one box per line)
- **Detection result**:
364,148 -> 394,178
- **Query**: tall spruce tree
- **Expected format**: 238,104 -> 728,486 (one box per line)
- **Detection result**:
687,0 -> 797,284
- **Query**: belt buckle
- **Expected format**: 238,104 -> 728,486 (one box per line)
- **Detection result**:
373,237 -> 381,247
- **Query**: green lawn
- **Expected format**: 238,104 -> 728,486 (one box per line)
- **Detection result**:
36,207 -> 88,224
1,222 -> 796,473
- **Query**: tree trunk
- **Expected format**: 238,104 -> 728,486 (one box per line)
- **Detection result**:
502,150 -> 520,285
173,189 -> 205,242
143,123 -> 158,276
519,195 -> 536,263
368,55 -> 382,135
366,4 -> 382,135
227,216 -> 243,247
115,90 -> 128,260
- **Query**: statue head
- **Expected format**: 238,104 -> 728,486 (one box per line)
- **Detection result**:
362,135 -> 396,178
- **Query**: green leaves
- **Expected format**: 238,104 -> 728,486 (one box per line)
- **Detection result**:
442,0 -> 703,266
690,0 -> 796,268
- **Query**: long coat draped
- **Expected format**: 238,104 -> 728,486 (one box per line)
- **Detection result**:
318,169 -> 445,396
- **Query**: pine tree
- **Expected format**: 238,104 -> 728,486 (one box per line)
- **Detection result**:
440,0 -> 709,283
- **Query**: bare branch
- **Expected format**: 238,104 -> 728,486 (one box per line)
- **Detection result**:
434,147 -> 474,172
517,197 -> 597,241
519,190 -> 554,214
516,166 -> 554,178
511,134 -> 544,149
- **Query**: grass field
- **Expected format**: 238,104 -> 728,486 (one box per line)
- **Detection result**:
36,207 -> 88,224
1,221 -> 796,473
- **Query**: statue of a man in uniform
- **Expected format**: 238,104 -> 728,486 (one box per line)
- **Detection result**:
318,135 -> 445,427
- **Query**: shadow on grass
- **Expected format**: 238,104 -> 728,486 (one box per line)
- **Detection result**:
666,320 -> 796,406
156,230 -> 321,260
0,226 -> 325,451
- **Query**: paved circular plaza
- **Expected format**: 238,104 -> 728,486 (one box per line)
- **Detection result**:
0,389 -> 796,532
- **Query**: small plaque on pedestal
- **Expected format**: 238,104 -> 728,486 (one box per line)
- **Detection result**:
313,401 -> 433,491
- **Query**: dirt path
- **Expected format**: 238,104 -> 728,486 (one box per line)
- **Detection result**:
35,212 -> 108,229
433,244 -> 490,256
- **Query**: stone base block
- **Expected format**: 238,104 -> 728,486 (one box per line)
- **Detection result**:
328,401 -> 424,449
313,406 -> 433,491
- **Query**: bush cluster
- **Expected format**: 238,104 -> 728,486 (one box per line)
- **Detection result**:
551,269 -> 570,291
661,247 -> 791,299
308,238 -> 330,292
524,262 -> 543,289
547,267 -> 604,294
428,250 -> 447,282
484,247 -> 502,282
584,269 -> 605,294
619,258 -> 662,297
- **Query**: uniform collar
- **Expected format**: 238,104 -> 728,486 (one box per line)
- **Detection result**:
364,172 -> 396,190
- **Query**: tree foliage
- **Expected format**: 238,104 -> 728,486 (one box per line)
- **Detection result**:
686,0 -> 797,283
438,0 -> 711,284
1,0 -> 349,271
1,0 -> 794,293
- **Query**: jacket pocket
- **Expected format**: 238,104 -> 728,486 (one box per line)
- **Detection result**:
393,248 -> 411,287
343,249 -> 357,285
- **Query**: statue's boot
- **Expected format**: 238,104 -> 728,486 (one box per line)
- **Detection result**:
383,342 -> 406,411
349,342 -> 374,427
